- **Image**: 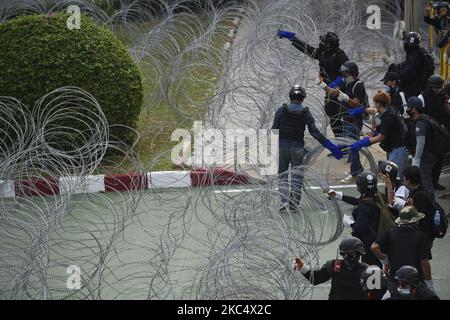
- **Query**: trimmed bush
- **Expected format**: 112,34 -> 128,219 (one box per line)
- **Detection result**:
0,13 -> 143,145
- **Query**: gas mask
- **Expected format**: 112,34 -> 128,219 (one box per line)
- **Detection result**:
403,43 -> 412,53
319,42 -> 326,51
341,252 -> 360,269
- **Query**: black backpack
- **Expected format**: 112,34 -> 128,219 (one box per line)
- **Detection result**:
416,115 -> 450,157
432,200 -> 448,239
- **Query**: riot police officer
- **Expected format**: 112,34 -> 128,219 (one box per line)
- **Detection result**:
272,85 -> 343,212
293,237 -> 368,300
389,32 -> 434,98
327,171 -> 383,266
277,30 -> 349,137
419,74 -> 450,191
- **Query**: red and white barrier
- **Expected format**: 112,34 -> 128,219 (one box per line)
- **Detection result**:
0,168 -> 249,198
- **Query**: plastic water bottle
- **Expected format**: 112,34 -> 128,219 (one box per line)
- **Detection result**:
434,210 -> 441,226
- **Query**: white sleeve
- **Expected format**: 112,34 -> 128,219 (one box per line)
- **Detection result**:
395,185 -> 409,200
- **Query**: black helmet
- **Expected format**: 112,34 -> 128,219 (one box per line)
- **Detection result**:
378,160 -> 399,182
360,265 -> 388,291
403,32 -> 421,51
395,266 -> 421,288
319,31 -> 339,48
427,74 -> 445,89
339,237 -> 366,255
289,84 -> 306,100
340,61 -> 359,76
356,171 -> 378,195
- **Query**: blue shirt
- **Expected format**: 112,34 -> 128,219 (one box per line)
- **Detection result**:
271,103 -> 327,148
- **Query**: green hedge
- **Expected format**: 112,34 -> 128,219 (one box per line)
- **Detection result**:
0,13 -> 143,145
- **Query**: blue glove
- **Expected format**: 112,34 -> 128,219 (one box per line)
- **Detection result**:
277,30 -> 296,40
322,139 -> 345,160
328,77 -> 344,89
348,106 -> 366,117
373,130 -> 379,137
349,137 -> 371,153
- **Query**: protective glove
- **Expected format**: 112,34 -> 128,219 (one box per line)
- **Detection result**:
293,257 -> 310,274
425,280 -> 436,292
349,137 -> 371,153
322,139 -> 345,160
277,30 -> 295,40
337,91 -> 350,102
412,157 -> 420,167
372,130 -> 379,137
328,76 -> 344,89
343,214 -> 355,227
327,189 -> 343,200
348,106 -> 366,117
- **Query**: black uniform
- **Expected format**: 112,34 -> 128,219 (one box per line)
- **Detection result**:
302,259 -> 368,300
392,47 -> 429,98
291,38 -> 349,136
421,89 -> 450,135
341,195 -> 381,266
375,225 -> 432,281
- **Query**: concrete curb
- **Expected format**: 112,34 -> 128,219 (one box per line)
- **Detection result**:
0,168 -> 250,199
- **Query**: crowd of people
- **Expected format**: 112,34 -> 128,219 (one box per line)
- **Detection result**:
272,3 -> 450,300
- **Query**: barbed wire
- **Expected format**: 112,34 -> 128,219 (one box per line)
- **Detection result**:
0,0 -> 441,300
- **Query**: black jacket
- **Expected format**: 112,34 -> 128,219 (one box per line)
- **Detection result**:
392,47 -> 428,98
302,259 -> 368,300
291,38 -> 349,84
421,89 -> 450,134
342,195 -> 380,247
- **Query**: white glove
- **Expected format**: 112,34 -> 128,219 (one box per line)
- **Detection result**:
425,280 -> 436,292
412,157 -> 420,167
337,91 -> 350,102
327,189 -> 343,200
343,214 -> 355,227
292,258 -> 310,274
317,78 -> 327,89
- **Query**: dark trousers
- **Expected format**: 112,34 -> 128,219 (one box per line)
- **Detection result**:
419,151 -> 439,200
432,156 -> 443,187
324,98 -> 343,137
278,146 -> 306,208
343,119 -> 364,176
